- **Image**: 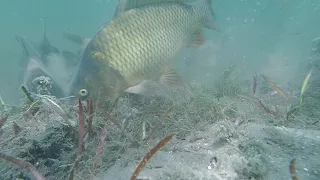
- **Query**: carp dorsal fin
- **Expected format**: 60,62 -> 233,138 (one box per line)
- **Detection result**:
38,20 -> 60,63
114,0 -> 191,16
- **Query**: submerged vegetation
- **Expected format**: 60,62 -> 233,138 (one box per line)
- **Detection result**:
0,58 -> 319,179
301,37 -> 320,120
214,61 -> 243,99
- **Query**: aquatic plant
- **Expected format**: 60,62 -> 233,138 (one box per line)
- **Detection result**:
32,76 -> 53,95
214,62 -> 242,99
0,71 -> 318,179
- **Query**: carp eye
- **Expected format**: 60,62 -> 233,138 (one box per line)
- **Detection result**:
78,89 -> 89,98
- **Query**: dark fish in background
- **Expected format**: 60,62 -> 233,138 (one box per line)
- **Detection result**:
66,0 -> 218,99
62,33 -> 90,66
16,21 -> 80,68
15,22 -> 81,97
61,50 -> 80,67
15,35 -> 65,97
63,33 -> 87,45
37,21 -> 60,65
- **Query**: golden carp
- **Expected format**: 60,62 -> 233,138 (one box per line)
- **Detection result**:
68,0 -> 217,99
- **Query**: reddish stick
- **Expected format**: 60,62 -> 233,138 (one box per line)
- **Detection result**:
76,98 -> 85,169
130,134 -> 174,180
92,116 -> 108,171
0,152 -> 45,180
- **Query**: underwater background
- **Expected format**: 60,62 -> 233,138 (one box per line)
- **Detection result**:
0,0 -> 319,103
0,0 -> 114,103
1,0 -> 320,180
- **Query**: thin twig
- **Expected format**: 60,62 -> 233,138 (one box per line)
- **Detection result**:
237,94 -> 282,117
68,99 -> 86,180
87,99 -> 94,138
76,98 -> 85,169
92,115 -> 108,172
144,105 -> 175,142
103,111 -> 139,147
260,73 -> 289,102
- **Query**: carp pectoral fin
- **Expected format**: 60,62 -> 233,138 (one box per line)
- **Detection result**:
159,67 -> 183,86
125,67 -> 191,96
159,67 -> 191,89
124,80 -> 165,96
188,29 -> 205,47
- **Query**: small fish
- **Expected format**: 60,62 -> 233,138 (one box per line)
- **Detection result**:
300,68 -> 313,105
63,33 -> 91,52
260,74 -> 289,102
253,74 -> 257,95
68,0 -> 217,99
63,33 -> 86,45
62,34 -> 91,67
